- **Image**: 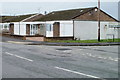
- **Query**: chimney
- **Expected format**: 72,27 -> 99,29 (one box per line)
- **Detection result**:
44,11 -> 47,15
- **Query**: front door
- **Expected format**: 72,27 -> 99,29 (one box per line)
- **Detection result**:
26,24 -> 30,35
9,24 -> 14,34
53,22 -> 60,37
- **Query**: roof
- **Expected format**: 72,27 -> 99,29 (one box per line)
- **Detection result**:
35,7 -> 99,21
1,14 -> 36,23
35,7 -> 96,21
35,7 -> 118,22
22,14 -> 44,22
0,16 -> 15,23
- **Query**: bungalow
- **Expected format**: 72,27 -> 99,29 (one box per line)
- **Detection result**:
1,14 -> 44,35
33,7 -> 119,40
0,16 -> 14,32
1,7 -> 119,41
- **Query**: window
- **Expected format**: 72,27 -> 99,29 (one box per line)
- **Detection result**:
50,24 -> 51,31
30,24 -> 38,35
46,24 -> 52,31
4,25 -> 8,29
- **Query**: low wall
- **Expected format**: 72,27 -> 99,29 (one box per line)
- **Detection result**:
1,33 -> 74,41
45,37 -> 74,41
2,33 -> 45,41
2,33 -> 26,40
26,37 -> 44,41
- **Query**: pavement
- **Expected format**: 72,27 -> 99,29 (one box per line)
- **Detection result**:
1,36 -> 120,46
1,41 -> 119,79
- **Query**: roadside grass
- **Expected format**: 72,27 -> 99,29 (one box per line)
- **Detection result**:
47,38 -> 120,43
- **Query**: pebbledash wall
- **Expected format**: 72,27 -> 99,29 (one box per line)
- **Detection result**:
74,21 -> 119,40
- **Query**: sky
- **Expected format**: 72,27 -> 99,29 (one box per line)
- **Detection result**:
0,0 -> 119,20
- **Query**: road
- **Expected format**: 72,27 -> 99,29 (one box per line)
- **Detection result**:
1,41 -> 119,79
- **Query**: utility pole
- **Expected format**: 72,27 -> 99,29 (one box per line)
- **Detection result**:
98,0 -> 100,41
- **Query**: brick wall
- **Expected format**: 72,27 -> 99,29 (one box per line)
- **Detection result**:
26,37 -> 44,41
45,37 -> 74,41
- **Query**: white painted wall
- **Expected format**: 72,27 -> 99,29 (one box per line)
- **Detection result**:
74,21 -> 119,40
45,21 -> 73,37
60,21 -> 73,37
14,22 -> 20,35
45,21 -> 60,37
0,23 -> 2,32
13,21 -> 73,37
1,23 -> 10,30
14,22 -> 46,36
45,22 -> 53,37
20,23 -> 26,35
74,21 -> 97,40
108,22 -> 120,39
14,22 -> 26,35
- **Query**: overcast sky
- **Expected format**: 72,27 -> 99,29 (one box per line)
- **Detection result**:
0,0 -> 119,20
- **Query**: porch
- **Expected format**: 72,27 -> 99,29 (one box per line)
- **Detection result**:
26,24 -> 46,36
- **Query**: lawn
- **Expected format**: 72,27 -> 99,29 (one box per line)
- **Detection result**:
47,38 -> 120,43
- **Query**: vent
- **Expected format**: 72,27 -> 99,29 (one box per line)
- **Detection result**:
52,13 -> 55,14
80,10 -> 83,12
95,9 -> 98,12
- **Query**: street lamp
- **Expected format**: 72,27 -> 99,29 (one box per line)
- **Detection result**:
98,0 -> 100,41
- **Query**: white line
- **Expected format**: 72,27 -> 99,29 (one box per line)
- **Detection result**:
14,55 -> 33,62
55,66 -> 100,79
114,59 -> 118,62
5,52 -> 33,62
5,52 -> 14,56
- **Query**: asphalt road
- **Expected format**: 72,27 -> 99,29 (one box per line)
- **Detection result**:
1,41 -> 119,79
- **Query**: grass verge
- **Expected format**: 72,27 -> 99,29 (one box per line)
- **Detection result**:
47,38 -> 120,43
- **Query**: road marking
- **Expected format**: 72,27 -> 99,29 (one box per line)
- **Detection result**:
83,53 -> 118,62
63,50 -> 71,53
5,52 -> 14,56
5,52 -> 33,62
55,66 -> 100,79
7,41 -> 32,44
98,56 -> 103,59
